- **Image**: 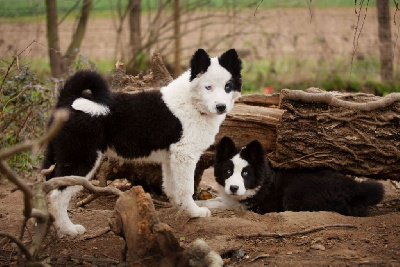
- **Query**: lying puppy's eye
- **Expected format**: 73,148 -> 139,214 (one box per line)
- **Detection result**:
205,85 -> 212,90
225,83 -> 233,93
242,171 -> 248,177
226,169 -> 232,175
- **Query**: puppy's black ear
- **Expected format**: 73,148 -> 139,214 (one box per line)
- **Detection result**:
240,140 -> 265,165
215,136 -> 237,162
190,49 -> 211,81
218,49 -> 242,78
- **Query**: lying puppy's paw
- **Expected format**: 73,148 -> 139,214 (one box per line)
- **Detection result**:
189,206 -> 211,218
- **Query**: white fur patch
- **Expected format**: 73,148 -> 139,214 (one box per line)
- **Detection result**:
224,154 -> 249,196
71,98 -> 110,116
49,151 -> 103,236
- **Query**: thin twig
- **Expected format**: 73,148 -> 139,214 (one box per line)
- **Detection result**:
76,193 -> 100,207
280,89 -> 400,112
0,109 -> 69,161
0,161 -> 33,218
0,40 -> 36,98
236,224 -> 358,239
0,233 -> 32,261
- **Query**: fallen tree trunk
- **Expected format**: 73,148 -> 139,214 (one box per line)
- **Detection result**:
96,54 -> 400,196
269,88 -> 400,180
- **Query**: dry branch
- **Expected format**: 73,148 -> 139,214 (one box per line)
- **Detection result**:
0,108 -> 69,160
43,176 -> 122,196
236,224 -> 358,239
0,233 -> 32,261
0,161 -> 33,218
280,89 -> 400,111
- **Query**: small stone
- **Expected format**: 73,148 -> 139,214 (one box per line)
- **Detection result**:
311,244 -> 326,251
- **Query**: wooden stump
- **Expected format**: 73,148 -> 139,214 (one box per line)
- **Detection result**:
109,186 -> 223,266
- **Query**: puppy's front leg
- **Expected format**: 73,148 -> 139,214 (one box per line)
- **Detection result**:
169,153 -> 211,218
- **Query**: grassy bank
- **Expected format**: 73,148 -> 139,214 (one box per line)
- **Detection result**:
12,54 -> 400,95
0,0 -> 389,19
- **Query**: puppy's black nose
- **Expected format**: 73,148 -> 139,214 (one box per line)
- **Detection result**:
230,185 -> 239,194
216,104 -> 226,113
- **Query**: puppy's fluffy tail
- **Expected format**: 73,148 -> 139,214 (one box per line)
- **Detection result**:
56,70 -> 111,108
351,180 -> 384,216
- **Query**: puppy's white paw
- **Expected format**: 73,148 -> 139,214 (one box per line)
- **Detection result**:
189,206 -> 211,218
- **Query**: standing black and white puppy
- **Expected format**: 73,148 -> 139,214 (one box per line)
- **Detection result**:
198,137 -> 384,216
43,49 -> 242,236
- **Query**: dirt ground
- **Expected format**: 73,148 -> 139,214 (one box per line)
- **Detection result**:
1,168 -> 400,266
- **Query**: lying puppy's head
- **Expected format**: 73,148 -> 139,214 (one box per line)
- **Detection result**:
189,49 -> 242,115
214,137 -> 267,199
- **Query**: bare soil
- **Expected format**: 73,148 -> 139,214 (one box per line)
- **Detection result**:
1,168 -> 400,266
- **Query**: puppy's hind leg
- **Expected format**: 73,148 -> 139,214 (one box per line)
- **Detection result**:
49,186 -> 86,236
49,151 -> 103,237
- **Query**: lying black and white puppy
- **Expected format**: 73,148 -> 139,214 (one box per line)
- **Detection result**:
197,137 -> 384,216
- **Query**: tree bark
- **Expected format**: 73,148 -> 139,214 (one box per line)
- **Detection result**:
376,0 -> 393,82
269,88 -> 400,179
45,0 -> 63,78
64,0 -> 93,69
127,0 -> 142,73
45,0 -> 93,77
173,0 -> 182,77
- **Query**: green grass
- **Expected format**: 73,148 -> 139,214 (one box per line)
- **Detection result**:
241,55 -> 400,95
20,54 -> 400,96
0,0 -> 391,19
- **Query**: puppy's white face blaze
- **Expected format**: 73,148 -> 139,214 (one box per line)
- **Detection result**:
224,154 -> 249,196
191,57 -> 241,115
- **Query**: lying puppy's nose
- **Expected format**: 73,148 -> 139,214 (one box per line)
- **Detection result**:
230,185 -> 239,194
216,104 -> 226,113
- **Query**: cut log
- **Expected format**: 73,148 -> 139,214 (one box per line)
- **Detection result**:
269,88 -> 400,180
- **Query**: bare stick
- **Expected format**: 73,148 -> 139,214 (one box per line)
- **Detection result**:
0,233 -> 32,261
0,109 -> 69,160
76,194 -> 100,207
280,89 -> 400,111
0,161 -> 33,218
236,224 -> 357,239
43,176 -> 122,196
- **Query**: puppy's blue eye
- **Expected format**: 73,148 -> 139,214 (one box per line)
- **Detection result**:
225,83 -> 233,93
205,85 -> 212,90
242,171 -> 248,177
226,170 -> 232,175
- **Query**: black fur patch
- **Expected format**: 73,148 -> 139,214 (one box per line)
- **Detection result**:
43,71 -> 183,181
190,49 -> 211,81
105,90 -> 182,159
218,49 -> 242,92
214,136 -> 240,186
214,137 -> 385,217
